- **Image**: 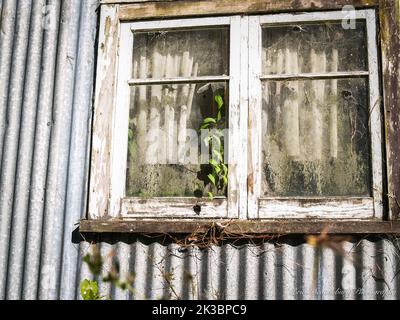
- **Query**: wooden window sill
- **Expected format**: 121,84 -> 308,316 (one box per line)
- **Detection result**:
79,218 -> 400,234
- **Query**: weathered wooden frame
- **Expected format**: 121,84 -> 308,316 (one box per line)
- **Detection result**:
248,9 -> 383,219
84,0 -> 400,234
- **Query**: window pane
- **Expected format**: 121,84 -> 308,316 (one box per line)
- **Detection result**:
262,21 -> 368,75
132,28 -> 229,78
126,82 -> 229,197
261,78 -> 371,197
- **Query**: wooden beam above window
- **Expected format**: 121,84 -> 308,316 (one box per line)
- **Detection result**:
99,0 -> 380,21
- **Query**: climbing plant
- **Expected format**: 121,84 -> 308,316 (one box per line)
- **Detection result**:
199,94 -> 228,199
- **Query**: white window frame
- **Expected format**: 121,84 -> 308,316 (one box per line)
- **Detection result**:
89,7 -> 382,221
248,9 -> 383,219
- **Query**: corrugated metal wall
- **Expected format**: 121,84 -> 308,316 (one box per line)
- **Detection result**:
0,0 -> 399,300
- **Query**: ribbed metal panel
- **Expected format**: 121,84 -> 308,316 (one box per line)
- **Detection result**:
0,0 -> 400,300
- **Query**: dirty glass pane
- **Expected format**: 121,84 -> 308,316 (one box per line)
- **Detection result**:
261,78 -> 371,197
262,21 -> 368,75
126,82 -> 229,197
132,28 -> 229,78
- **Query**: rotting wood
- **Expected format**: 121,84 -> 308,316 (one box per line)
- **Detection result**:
88,5 -> 120,219
379,0 -> 400,220
114,0 -> 379,21
258,197 -> 374,219
79,218 -> 400,234
120,197 -> 228,217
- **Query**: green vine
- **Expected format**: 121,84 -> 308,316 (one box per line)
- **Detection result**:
199,94 -> 228,199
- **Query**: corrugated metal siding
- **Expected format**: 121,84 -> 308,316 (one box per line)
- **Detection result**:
0,0 -> 399,300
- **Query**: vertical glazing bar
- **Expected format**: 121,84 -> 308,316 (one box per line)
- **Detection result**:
247,16 -> 262,219
366,9 -> 383,219
227,16 -> 244,218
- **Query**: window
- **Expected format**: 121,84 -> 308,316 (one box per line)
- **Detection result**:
88,5 -> 384,227
248,11 -> 382,219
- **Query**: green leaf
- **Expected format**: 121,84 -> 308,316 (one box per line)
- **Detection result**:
80,279 -> 100,300
217,111 -> 222,122
207,192 -> 214,200
222,175 -> 228,186
207,174 -> 216,186
221,163 -> 228,175
200,123 -> 210,130
202,118 -> 217,124
209,159 -> 219,167
215,95 -> 224,110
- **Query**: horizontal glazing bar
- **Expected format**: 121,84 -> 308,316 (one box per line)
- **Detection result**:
260,71 -> 369,81
128,75 -> 230,85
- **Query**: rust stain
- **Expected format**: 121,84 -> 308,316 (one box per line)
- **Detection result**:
104,16 -> 111,37
247,173 -> 254,194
